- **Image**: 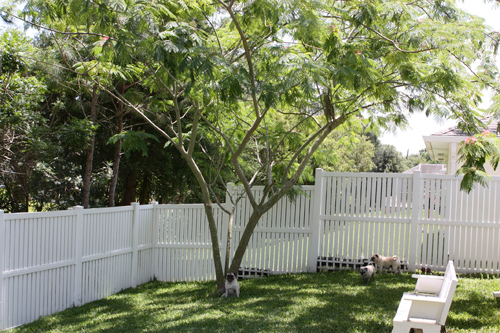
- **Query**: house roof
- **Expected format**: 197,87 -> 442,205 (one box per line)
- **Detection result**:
423,116 -> 499,165
430,115 -> 499,137
423,115 -> 499,164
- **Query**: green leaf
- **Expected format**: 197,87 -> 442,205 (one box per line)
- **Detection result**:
107,130 -> 160,158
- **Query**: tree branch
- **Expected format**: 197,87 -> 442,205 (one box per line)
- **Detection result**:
8,13 -> 113,40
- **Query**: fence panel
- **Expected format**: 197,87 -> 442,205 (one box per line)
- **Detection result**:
231,186 -> 314,275
0,205 -> 157,330
415,175 -> 500,273
418,221 -> 500,273
137,204 -> 155,285
79,207 -> 135,304
318,173 -> 414,268
2,210 -> 77,329
316,172 -> 500,274
154,204 -> 228,282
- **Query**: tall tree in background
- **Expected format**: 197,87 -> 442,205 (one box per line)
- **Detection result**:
0,30 -> 47,211
9,0 -> 500,292
0,27 -> 203,211
312,124 -> 375,173
82,84 -> 99,208
372,144 -> 405,173
402,149 -> 439,171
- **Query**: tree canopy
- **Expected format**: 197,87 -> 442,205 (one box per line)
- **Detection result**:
3,0 -> 500,292
457,130 -> 500,193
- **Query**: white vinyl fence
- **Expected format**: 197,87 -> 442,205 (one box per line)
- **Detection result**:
0,204 -> 152,330
1,170 -> 499,329
313,170 -> 500,274
230,185 -> 315,275
154,204 -> 229,282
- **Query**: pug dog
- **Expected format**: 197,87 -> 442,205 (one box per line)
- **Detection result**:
370,254 -> 401,273
221,272 -> 240,298
359,263 -> 376,284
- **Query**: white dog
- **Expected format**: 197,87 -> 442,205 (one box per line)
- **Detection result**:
370,254 -> 401,273
359,264 -> 376,284
221,272 -> 240,297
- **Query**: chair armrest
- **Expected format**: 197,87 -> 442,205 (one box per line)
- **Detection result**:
403,293 -> 446,303
408,318 -> 438,325
412,274 -> 444,280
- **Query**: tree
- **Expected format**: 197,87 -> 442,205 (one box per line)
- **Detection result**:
11,0 -> 499,293
0,29 -> 47,211
402,149 -> 439,171
312,128 -> 375,173
372,144 -> 405,173
82,84 -> 99,208
457,130 -> 500,193
29,33 -> 115,210
364,131 -> 406,173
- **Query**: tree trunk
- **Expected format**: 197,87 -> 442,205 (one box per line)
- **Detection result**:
182,154 -> 225,293
228,209 -> 264,274
204,202 -> 226,294
82,84 -> 98,208
138,175 -> 150,204
11,163 -> 29,212
224,209 -> 234,275
108,83 -> 125,207
122,170 -> 137,205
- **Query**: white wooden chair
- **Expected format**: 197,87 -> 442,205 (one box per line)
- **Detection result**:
392,261 -> 458,333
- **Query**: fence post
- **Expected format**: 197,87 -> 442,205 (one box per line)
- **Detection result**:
218,203 -> 231,275
131,203 -> 140,288
225,183 -> 233,203
307,168 -> 324,272
73,206 -> 84,306
0,210 -> 4,330
150,201 -> 158,280
409,171 -> 421,272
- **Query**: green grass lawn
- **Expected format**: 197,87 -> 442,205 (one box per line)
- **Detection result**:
7,271 -> 500,333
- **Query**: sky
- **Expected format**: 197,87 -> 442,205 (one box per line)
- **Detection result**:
380,0 -> 500,155
2,1 -> 499,156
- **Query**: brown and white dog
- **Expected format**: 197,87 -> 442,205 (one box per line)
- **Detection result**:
221,272 -> 240,297
370,254 -> 401,274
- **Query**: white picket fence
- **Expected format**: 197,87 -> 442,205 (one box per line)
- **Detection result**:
1,170 -> 499,329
